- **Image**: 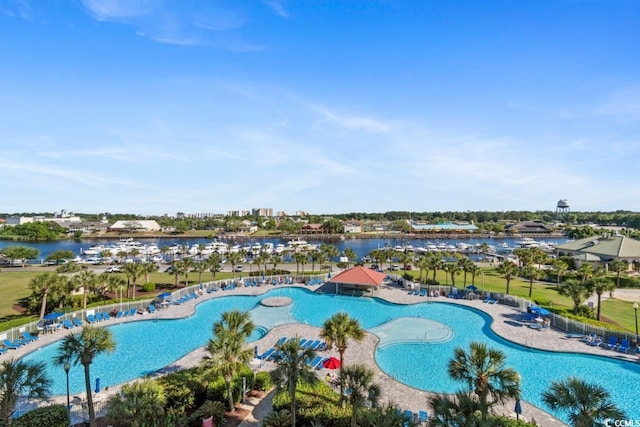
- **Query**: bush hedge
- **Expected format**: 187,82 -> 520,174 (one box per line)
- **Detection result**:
254,371 -> 273,391
142,282 -> 156,292
272,380 -> 351,427
12,404 -> 68,427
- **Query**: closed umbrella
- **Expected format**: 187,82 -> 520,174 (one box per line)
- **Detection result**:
514,398 -> 522,420
95,377 -> 101,393
466,285 -> 478,291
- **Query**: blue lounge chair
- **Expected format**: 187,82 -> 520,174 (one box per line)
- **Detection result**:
618,339 -> 630,353
87,314 -> 98,323
73,318 -> 84,327
418,410 -> 428,423
99,312 -> 110,321
259,348 -> 275,360
403,410 -> 413,421
566,333 -> 585,339
148,304 -> 157,313
0,348 -> 7,354
63,319 -> 75,329
605,336 -> 618,350
2,339 -> 23,349
408,290 -> 415,295
308,356 -> 322,367
275,337 -> 287,347
419,288 -> 427,297
21,331 -> 39,342
315,357 -> 329,370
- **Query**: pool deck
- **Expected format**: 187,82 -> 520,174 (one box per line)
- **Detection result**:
11,281 -> 639,426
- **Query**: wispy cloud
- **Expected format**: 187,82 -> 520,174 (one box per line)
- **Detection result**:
594,86 -> 640,123
262,0 -> 290,18
76,0 -> 264,48
309,104 -> 392,133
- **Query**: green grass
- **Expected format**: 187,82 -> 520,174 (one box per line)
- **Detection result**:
599,298 -> 639,333
0,270 -> 41,318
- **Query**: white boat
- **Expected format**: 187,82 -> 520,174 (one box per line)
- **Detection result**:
262,242 -> 274,254
275,243 -> 285,254
515,237 -> 541,248
81,245 -> 104,256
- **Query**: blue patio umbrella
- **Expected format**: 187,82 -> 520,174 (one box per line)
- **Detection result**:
514,398 -> 522,419
95,377 -> 101,393
530,306 -> 550,317
157,292 -> 171,299
466,285 -> 478,291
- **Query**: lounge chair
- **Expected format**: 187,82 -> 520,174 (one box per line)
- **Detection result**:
604,336 -> 618,350
275,337 -> 287,347
618,339 -> 630,353
315,357 -> 329,369
0,348 -> 7,354
129,308 -> 137,316
308,356 -> 322,367
566,333 -> 585,339
86,314 -> 98,323
148,304 -> 157,313
99,312 -> 110,321
1,339 -> 23,349
73,318 -> 84,327
419,288 -> 427,297
63,319 -> 75,329
418,410 -> 428,423
20,332 -> 39,342
259,348 -> 275,360
403,410 -> 413,421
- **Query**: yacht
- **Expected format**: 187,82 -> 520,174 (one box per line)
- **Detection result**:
262,242 -> 274,254
275,243 -> 285,254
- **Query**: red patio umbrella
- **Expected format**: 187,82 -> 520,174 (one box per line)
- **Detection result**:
323,357 -> 341,369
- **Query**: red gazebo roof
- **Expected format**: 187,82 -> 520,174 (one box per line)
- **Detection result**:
326,266 -> 386,287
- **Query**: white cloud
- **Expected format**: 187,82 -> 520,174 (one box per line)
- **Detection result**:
262,0 -> 289,18
309,104 -> 392,133
80,0 -> 157,21
594,86 -> 640,123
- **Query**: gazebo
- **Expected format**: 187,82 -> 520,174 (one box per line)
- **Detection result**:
326,266 -> 386,295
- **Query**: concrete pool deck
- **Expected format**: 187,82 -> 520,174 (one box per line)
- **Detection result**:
10,280 -> 639,426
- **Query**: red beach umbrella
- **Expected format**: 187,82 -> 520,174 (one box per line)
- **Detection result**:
323,357 -> 341,370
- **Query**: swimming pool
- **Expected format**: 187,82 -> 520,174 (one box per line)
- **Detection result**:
21,287 -> 640,420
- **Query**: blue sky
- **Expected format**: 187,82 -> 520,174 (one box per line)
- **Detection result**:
1,0 -> 639,216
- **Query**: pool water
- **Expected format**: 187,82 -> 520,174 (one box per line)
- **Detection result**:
22,288 -> 640,421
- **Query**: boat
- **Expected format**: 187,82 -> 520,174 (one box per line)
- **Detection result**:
275,243 -> 285,254
262,242 -> 274,254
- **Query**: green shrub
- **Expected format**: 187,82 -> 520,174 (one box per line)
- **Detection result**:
159,368 -> 208,412
489,415 -> 538,426
12,404 -> 68,427
142,282 -> 156,292
188,400 -> 226,427
336,262 -> 348,269
273,380 -> 351,427
532,297 -> 553,307
254,371 -> 273,391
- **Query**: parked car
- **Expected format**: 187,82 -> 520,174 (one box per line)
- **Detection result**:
105,266 -> 122,273
234,265 -> 244,272
390,264 -> 400,271
404,265 -> 412,270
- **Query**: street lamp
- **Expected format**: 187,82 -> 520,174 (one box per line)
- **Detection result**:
481,271 -> 485,297
63,362 -> 71,425
633,302 -> 638,346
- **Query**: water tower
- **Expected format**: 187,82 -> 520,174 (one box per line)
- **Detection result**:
556,199 -> 570,216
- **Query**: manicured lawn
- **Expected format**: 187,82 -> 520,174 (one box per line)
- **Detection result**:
0,269 -> 40,318
599,298 -> 639,334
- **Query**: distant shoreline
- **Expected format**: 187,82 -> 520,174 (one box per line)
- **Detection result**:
0,231 -> 567,243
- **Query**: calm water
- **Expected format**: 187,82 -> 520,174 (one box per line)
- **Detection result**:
0,236 -> 568,263
21,288 -> 640,421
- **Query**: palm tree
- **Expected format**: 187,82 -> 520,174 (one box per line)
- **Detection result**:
339,364 -> 380,427
270,253 -> 283,273
262,409 -> 292,427
106,379 -> 166,427
28,272 -> 62,319
608,259 -> 628,289
142,261 -> 158,284
194,259 -> 208,285
56,326 -> 116,427
204,310 -> 255,412
121,262 -> 141,299
522,263 -> 543,298
496,260 -> 518,294
429,391 -> 488,427
227,251 -> 243,280
0,358 -> 51,425
443,261 -> 461,287
542,377 -> 625,427
270,337 -> 318,427
207,252 -> 222,281
551,259 -> 569,288
321,244 -> 339,271
426,252 -> 441,282
293,252 -> 306,275
343,248 -> 357,268
359,403 -> 410,427
213,309 -> 255,340
447,342 -> 521,414
319,312 -> 365,397
577,263 -> 594,283
589,276 -> 615,320
416,256 -> 429,283
75,267 -> 97,313
559,279 -> 593,315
